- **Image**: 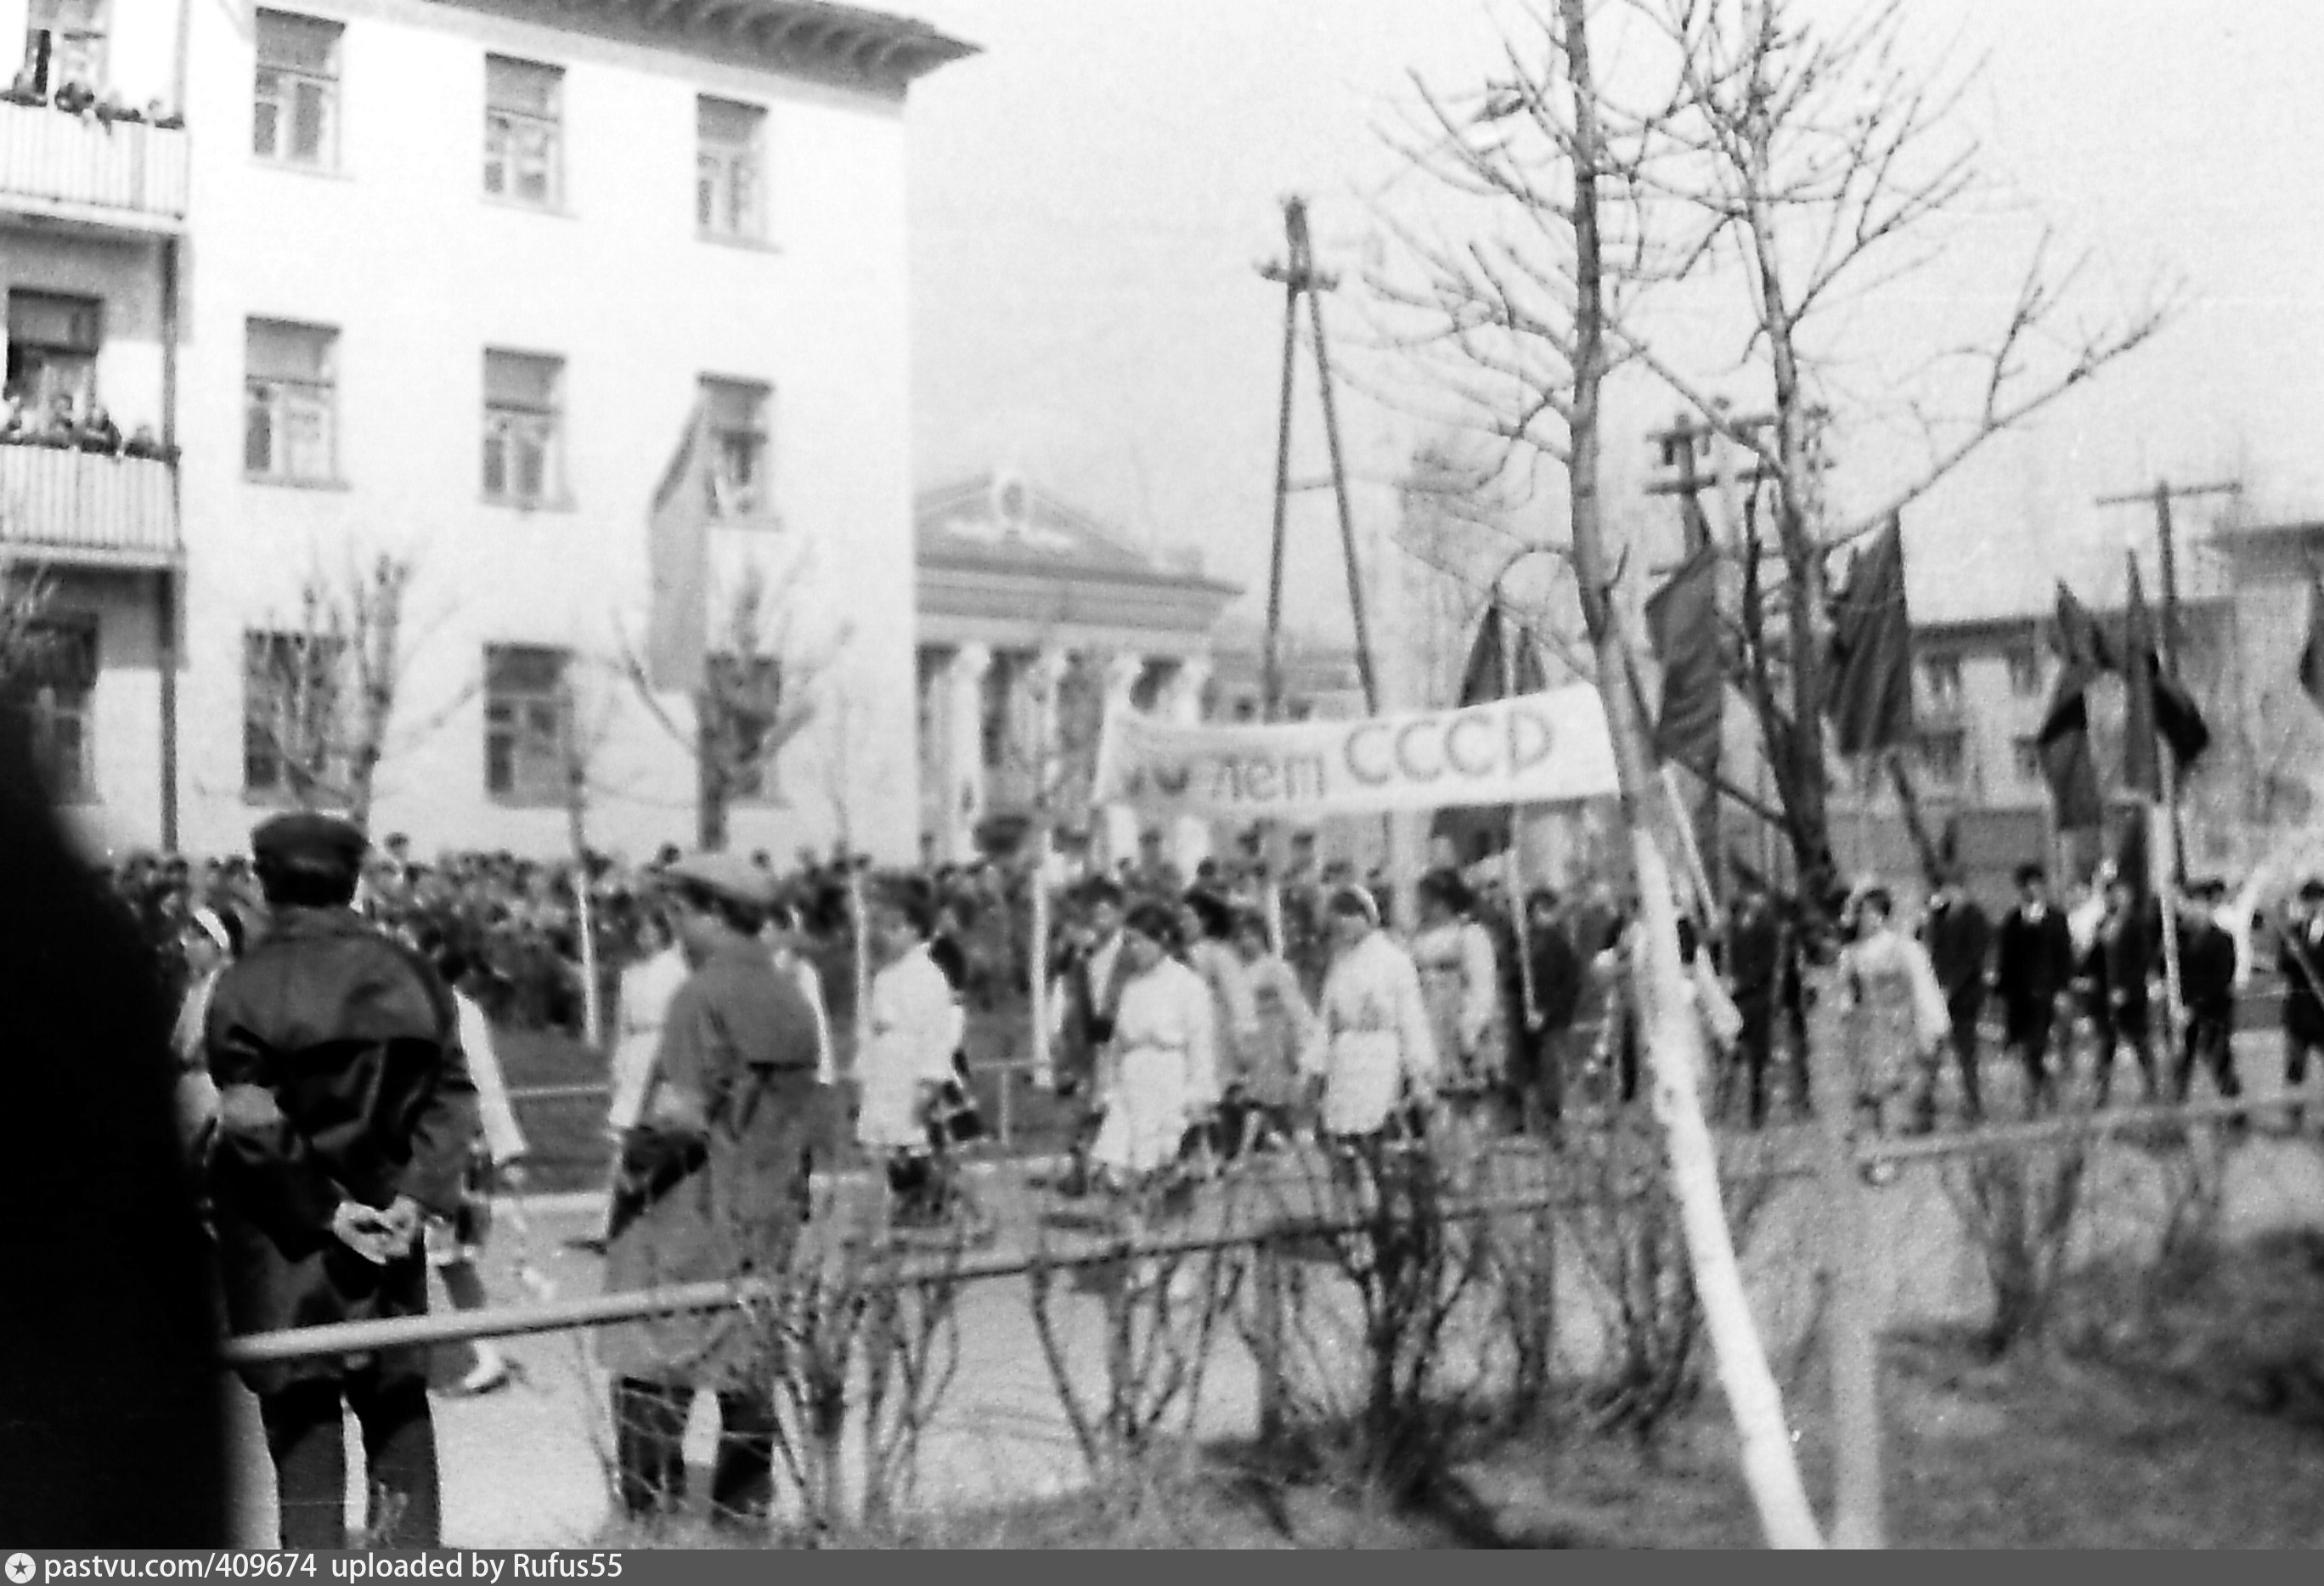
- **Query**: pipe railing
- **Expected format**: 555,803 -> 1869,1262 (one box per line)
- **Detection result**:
216,1090 -> 2293,1367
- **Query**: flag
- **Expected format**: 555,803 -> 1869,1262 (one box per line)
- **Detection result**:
643,404 -> 713,693
2303,564 -> 2324,714
2121,555 -> 2211,795
1429,603 -> 1546,863
2122,556 -> 2163,799
2037,581 -> 2109,832
1646,543 -> 1723,770
1824,515 -> 1915,756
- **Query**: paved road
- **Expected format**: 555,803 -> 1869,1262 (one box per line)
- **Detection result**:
223,1052 -> 2324,1547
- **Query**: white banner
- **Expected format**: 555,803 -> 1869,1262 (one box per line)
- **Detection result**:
1091,683 -> 1620,821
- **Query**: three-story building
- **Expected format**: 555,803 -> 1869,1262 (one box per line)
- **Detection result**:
1,0 -> 969,860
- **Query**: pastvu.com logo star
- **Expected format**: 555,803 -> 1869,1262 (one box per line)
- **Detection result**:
6,1551 -> 36,1583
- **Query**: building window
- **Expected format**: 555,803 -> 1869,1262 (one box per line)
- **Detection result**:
242,629 -> 347,799
483,643 -> 569,802
6,614 -> 97,804
1920,728 -> 1966,786
252,11 -> 341,168
703,377 -> 770,517
244,319 -> 338,483
484,55 -> 562,208
2005,644 -> 2042,698
24,0 -> 107,99
482,350 -> 562,505
697,97 -> 764,240
2013,735 -> 2043,782
1921,654 -> 1963,714
5,291 -> 100,422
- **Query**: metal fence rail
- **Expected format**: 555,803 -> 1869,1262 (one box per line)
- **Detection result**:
216,1092 -> 2286,1367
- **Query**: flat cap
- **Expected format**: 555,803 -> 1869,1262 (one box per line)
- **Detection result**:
664,850 -> 778,912
251,810 -> 368,872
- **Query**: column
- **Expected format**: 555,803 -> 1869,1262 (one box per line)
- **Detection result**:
1098,652 -> 1147,871
942,642 -> 990,864
1164,653 -> 1213,876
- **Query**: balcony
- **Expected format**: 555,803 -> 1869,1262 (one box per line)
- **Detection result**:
0,443 -> 180,567
0,100 -> 188,232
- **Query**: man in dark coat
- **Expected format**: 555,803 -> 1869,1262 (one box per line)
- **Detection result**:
1047,875 -> 1131,1195
2276,878 -> 2324,1131
2093,873 -> 2160,1105
205,812 -> 478,1549
2174,880 -> 2241,1108
1920,868 -> 1992,1124
599,851 -> 829,1527
1993,863 -> 2075,1110
1511,887 -> 1583,1133
1725,880 -> 1783,1127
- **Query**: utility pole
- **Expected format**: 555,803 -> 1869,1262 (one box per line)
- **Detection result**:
2096,478 -> 2240,680
1258,195 -> 1381,718
1257,195 -> 1397,906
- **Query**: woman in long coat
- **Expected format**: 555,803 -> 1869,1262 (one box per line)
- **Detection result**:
598,855 -> 831,1525
1840,886 -> 1950,1163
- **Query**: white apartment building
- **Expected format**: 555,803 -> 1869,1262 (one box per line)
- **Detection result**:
0,0 -> 969,861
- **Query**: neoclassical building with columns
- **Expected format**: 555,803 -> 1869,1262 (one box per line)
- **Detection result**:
914,473 -> 1241,867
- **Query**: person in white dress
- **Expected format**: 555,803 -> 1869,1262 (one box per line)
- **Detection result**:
765,900 -> 837,1086
1091,901 -> 1217,1188
427,947 -> 531,1395
1228,905 -> 1318,1151
1408,869 -> 1506,1103
1300,886 -> 1440,1143
599,906 -> 689,1245
170,905 -> 242,1169
1839,886 -> 1951,1177
855,882 -> 967,1223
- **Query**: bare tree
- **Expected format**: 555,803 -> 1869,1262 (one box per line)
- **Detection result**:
1372,0 -> 2172,907
624,555 -> 847,852
242,549 -> 465,833
1369,0 -> 1827,1545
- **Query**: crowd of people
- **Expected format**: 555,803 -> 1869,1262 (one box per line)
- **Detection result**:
133,799 -> 2324,1547
1,387 -> 174,460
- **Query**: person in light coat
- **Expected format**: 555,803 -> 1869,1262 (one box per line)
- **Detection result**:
855,881 -> 966,1221
1839,885 -> 1951,1172
1409,869 -> 1504,1103
426,946 -> 530,1396
598,904 -> 688,1245
1300,885 -> 1439,1142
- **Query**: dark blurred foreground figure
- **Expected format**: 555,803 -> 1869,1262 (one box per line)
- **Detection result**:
206,811 -> 478,1549
0,707 -> 232,1545
598,852 -> 829,1527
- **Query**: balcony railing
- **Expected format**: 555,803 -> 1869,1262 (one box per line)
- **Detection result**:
0,100 -> 188,227
0,443 -> 180,567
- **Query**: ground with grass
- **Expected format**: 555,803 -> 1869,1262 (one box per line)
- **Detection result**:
581,1228 -> 2324,1549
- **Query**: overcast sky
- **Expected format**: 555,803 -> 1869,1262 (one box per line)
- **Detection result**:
900,1 -> 2324,661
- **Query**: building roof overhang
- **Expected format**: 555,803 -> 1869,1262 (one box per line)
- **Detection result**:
443,0 -> 978,96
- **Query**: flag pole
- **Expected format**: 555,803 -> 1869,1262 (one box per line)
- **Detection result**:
1496,592 -> 1540,1033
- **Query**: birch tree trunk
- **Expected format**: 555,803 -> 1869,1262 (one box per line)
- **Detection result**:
1561,0 -> 1822,1548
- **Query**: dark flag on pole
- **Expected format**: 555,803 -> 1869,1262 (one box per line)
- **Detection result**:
2122,556 -> 2163,799
2300,563 -> 2324,714
2121,555 -> 2211,796
1646,542 -> 1723,770
1429,602 -> 1546,863
1824,515 -> 1915,756
2037,582 -> 2108,832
